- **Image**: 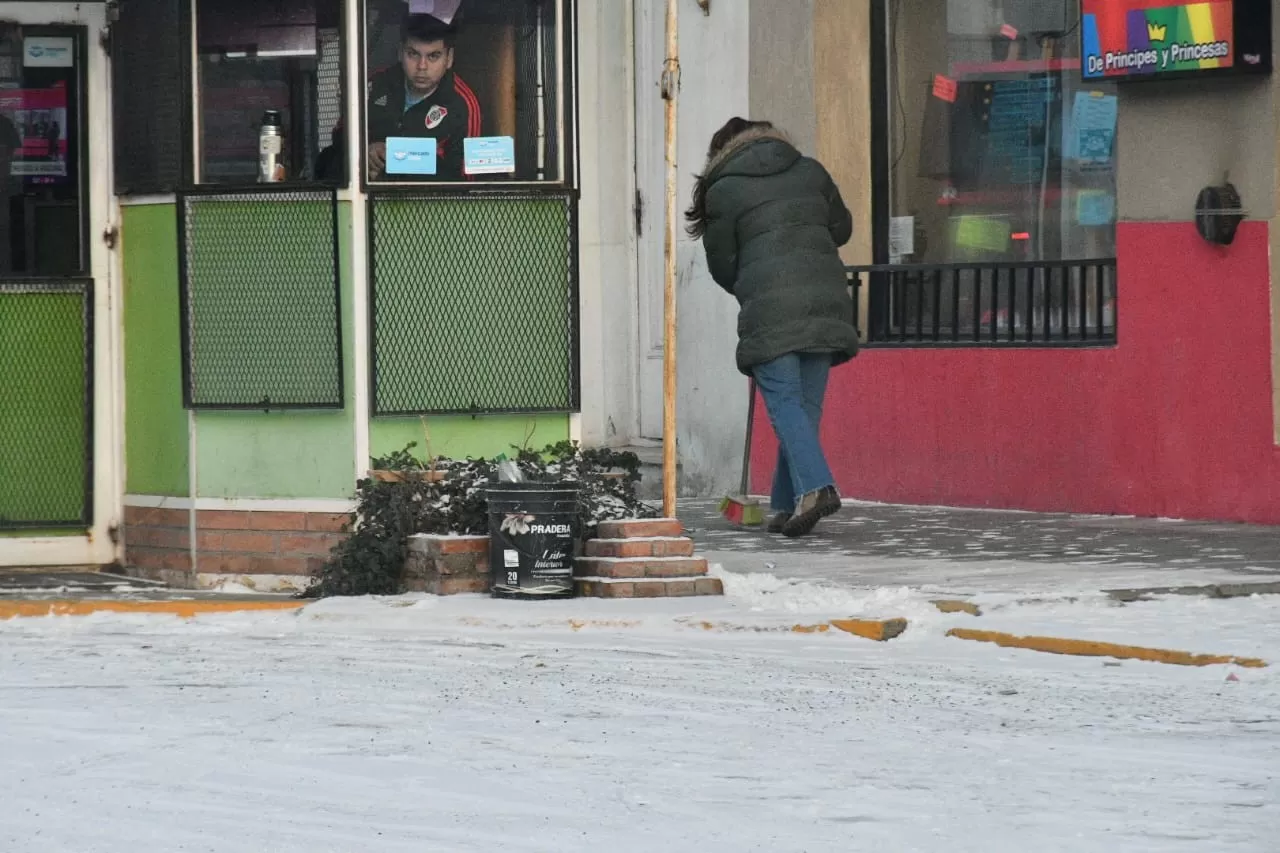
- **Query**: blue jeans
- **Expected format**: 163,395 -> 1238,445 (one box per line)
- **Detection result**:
752,353 -> 836,513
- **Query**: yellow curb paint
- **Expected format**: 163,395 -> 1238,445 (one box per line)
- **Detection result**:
685,620 -> 829,634
679,618 -> 908,639
566,619 -> 645,631
830,618 -> 909,642
947,628 -> 1268,669
0,599 -> 306,621
932,599 -> 982,616
457,617 -> 646,632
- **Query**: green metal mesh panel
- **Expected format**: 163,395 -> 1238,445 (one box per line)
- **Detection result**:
180,190 -> 344,409
0,281 -> 92,529
369,192 -> 579,415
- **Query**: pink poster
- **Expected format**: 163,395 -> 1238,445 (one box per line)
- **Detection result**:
0,83 -> 68,177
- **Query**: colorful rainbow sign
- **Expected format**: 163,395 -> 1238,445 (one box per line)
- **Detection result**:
1082,0 -> 1234,79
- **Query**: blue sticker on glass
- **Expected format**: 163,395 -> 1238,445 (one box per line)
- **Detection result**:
1076,190 -> 1115,227
385,136 -> 438,175
463,136 -> 516,175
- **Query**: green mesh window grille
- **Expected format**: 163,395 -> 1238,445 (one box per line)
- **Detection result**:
179,190 -> 344,409
369,191 -> 579,415
0,280 -> 93,529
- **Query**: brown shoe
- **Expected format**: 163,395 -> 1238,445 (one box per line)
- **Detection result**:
782,487 -> 841,538
767,512 -> 792,533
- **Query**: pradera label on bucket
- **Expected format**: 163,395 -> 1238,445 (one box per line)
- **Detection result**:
487,482 -> 582,600
492,512 -> 577,598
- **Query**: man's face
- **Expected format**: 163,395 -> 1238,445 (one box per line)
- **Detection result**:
401,37 -> 453,97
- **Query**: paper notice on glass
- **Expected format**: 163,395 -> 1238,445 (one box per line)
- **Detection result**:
1076,190 -> 1115,226
932,74 -> 958,103
464,136 -> 515,175
1064,92 -> 1117,164
385,136 -> 437,175
23,37 -> 74,68
408,0 -> 462,24
953,215 -> 1012,252
889,216 -> 915,259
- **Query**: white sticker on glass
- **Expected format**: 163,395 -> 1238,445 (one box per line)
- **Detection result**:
24,37 -> 74,68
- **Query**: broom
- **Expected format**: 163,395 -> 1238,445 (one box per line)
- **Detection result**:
718,377 -> 765,526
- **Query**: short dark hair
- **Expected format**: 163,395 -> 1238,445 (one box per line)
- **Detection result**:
402,14 -> 456,50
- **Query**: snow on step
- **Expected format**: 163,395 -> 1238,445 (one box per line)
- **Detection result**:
574,556 -> 709,580
575,576 -> 724,598
584,537 -> 695,558
597,519 -> 683,539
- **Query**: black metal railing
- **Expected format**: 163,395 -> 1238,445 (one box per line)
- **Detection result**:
850,259 -> 1117,347
0,278 -> 94,529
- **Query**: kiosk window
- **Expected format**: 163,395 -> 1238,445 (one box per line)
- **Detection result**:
885,0 -> 1117,264
362,0 -> 568,184
194,0 -> 345,184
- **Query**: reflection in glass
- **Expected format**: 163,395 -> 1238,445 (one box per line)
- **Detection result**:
886,0 -> 1117,266
0,24 -> 84,275
195,0 -> 344,184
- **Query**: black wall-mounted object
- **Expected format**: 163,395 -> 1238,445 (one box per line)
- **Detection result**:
1194,183 -> 1244,246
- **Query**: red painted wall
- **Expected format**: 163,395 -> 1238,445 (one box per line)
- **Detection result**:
752,222 -> 1280,523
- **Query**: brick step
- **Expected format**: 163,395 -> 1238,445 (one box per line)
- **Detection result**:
584,537 -> 695,558
405,534 -> 490,596
597,518 -> 683,539
576,576 -> 724,599
574,556 -> 708,580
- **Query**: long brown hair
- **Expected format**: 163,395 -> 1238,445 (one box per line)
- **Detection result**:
684,117 -> 774,239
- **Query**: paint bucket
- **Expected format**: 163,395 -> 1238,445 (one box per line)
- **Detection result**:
486,481 -> 580,600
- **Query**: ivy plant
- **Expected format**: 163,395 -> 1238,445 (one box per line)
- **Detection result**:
303,442 -> 656,598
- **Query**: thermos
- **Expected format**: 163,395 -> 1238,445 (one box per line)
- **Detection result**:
258,110 -> 284,182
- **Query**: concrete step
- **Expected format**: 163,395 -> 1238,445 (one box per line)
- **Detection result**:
616,443 -> 698,501
0,569 -> 166,595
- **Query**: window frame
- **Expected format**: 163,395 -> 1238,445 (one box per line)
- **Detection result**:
183,0 -> 351,191
357,0 -> 579,193
0,22 -> 94,277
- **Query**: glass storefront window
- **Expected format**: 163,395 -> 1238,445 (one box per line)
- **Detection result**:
194,0 -> 345,185
885,0 -> 1117,264
0,24 -> 85,274
362,0 -> 568,185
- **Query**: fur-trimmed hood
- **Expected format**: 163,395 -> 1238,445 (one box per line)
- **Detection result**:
703,126 -> 802,183
695,124 -> 857,376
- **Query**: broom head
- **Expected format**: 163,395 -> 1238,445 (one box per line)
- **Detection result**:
719,495 -> 764,527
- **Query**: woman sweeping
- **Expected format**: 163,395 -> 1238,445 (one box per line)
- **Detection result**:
686,117 -> 858,537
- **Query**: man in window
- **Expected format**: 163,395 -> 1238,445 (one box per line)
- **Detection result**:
366,14 -> 482,182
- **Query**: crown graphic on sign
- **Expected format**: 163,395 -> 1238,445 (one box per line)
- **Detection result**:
1146,20 -> 1167,42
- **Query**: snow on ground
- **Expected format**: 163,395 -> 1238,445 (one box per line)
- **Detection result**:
2,580 -> 1278,853
701,547 -> 1280,598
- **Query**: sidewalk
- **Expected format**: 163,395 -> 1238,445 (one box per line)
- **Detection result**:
680,499 -> 1280,599
7,500 -> 1280,627
0,569 -> 305,619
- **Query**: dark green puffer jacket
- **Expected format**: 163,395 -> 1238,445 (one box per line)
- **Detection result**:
701,130 -> 858,375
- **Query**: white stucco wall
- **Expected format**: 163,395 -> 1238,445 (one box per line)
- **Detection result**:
672,2 -> 753,497
579,0 -> 818,497
575,0 -> 640,448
